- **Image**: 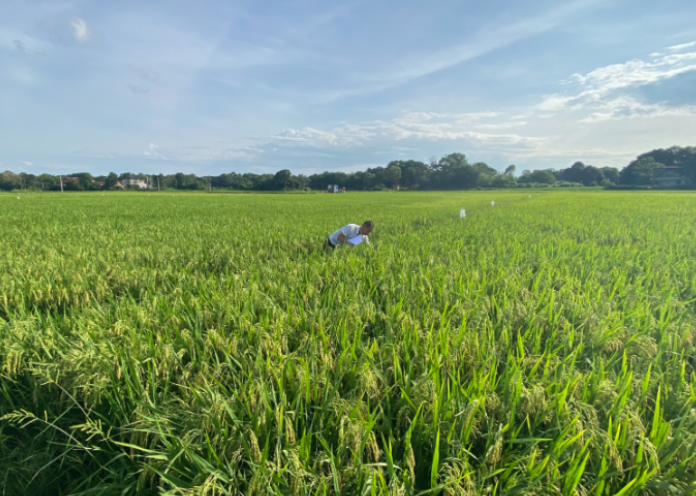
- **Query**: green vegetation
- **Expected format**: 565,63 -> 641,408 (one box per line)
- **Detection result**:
1,191 -> 696,495
4,146 -> 696,193
0,152 -> 619,192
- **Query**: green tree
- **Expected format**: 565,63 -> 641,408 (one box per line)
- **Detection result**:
273,169 -> 293,190
621,147 -> 696,187
74,173 -> 95,190
0,171 -> 20,191
104,172 -> 118,190
383,165 -> 402,188
37,174 -> 58,191
174,173 -> 185,190
362,172 -> 376,190
620,157 -> 665,186
492,173 -> 517,188
519,169 -> 556,185
600,167 -> 620,185
431,153 -> 478,189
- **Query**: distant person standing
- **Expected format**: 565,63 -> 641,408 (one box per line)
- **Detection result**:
327,221 -> 374,249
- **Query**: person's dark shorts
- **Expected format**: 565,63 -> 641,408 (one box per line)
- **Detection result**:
327,237 -> 336,249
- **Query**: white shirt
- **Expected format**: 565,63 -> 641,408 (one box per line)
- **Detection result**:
329,224 -> 369,246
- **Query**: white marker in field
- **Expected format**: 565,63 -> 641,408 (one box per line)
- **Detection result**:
491,201 -> 495,207
17,196 -> 20,200
529,195 -> 531,198
460,209 -> 466,218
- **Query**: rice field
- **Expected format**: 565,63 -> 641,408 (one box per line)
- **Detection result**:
1,190 -> 696,496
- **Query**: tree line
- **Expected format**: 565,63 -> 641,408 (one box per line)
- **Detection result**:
1,147 -> 694,192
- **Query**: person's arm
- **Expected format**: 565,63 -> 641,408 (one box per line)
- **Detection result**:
337,232 -> 354,246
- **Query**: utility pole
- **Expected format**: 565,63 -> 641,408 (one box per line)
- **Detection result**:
208,176 -> 212,192
157,176 -> 160,192
60,175 -> 64,193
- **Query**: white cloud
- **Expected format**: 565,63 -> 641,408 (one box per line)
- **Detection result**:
538,95 -> 582,111
478,121 -> 527,130
580,97 -> 696,123
667,41 -> 696,52
144,142 -> 160,157
137,141 -> 260,163
23,161 -> 33,166
572,53 -> 696,92
69,18 -> 92,43
270,112 -> 543,149
539,47 -> 696,118
85,112 -> 541,168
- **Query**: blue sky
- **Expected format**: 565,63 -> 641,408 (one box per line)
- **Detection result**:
2,0 -> 696,176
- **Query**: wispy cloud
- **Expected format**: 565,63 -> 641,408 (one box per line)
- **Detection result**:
315,0 -> 605,102
69,18 -> 92,43
580,97 -> 696,123
269,112 -> 543,149
144,142 -> 161,158
129,65 -> 158,82
0,27 -> 48,54
76,112 -> 531,167
667,41 -> 696,51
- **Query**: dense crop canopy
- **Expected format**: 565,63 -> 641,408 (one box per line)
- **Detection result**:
1,191 -> 696,495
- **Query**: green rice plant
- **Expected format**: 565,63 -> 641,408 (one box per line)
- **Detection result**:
0,190 -> 695,495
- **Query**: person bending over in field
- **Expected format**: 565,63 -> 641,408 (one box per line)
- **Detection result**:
327,221 -> 374,249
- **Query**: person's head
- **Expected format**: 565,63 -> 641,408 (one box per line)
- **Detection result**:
360,220 -> 374,235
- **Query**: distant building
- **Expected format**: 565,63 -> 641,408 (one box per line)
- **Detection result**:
654,167 -> 688,187
122,178 -> 148,189
114,182 -> 125,189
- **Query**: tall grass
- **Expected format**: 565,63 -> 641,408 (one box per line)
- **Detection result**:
1,191 -> 695,495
